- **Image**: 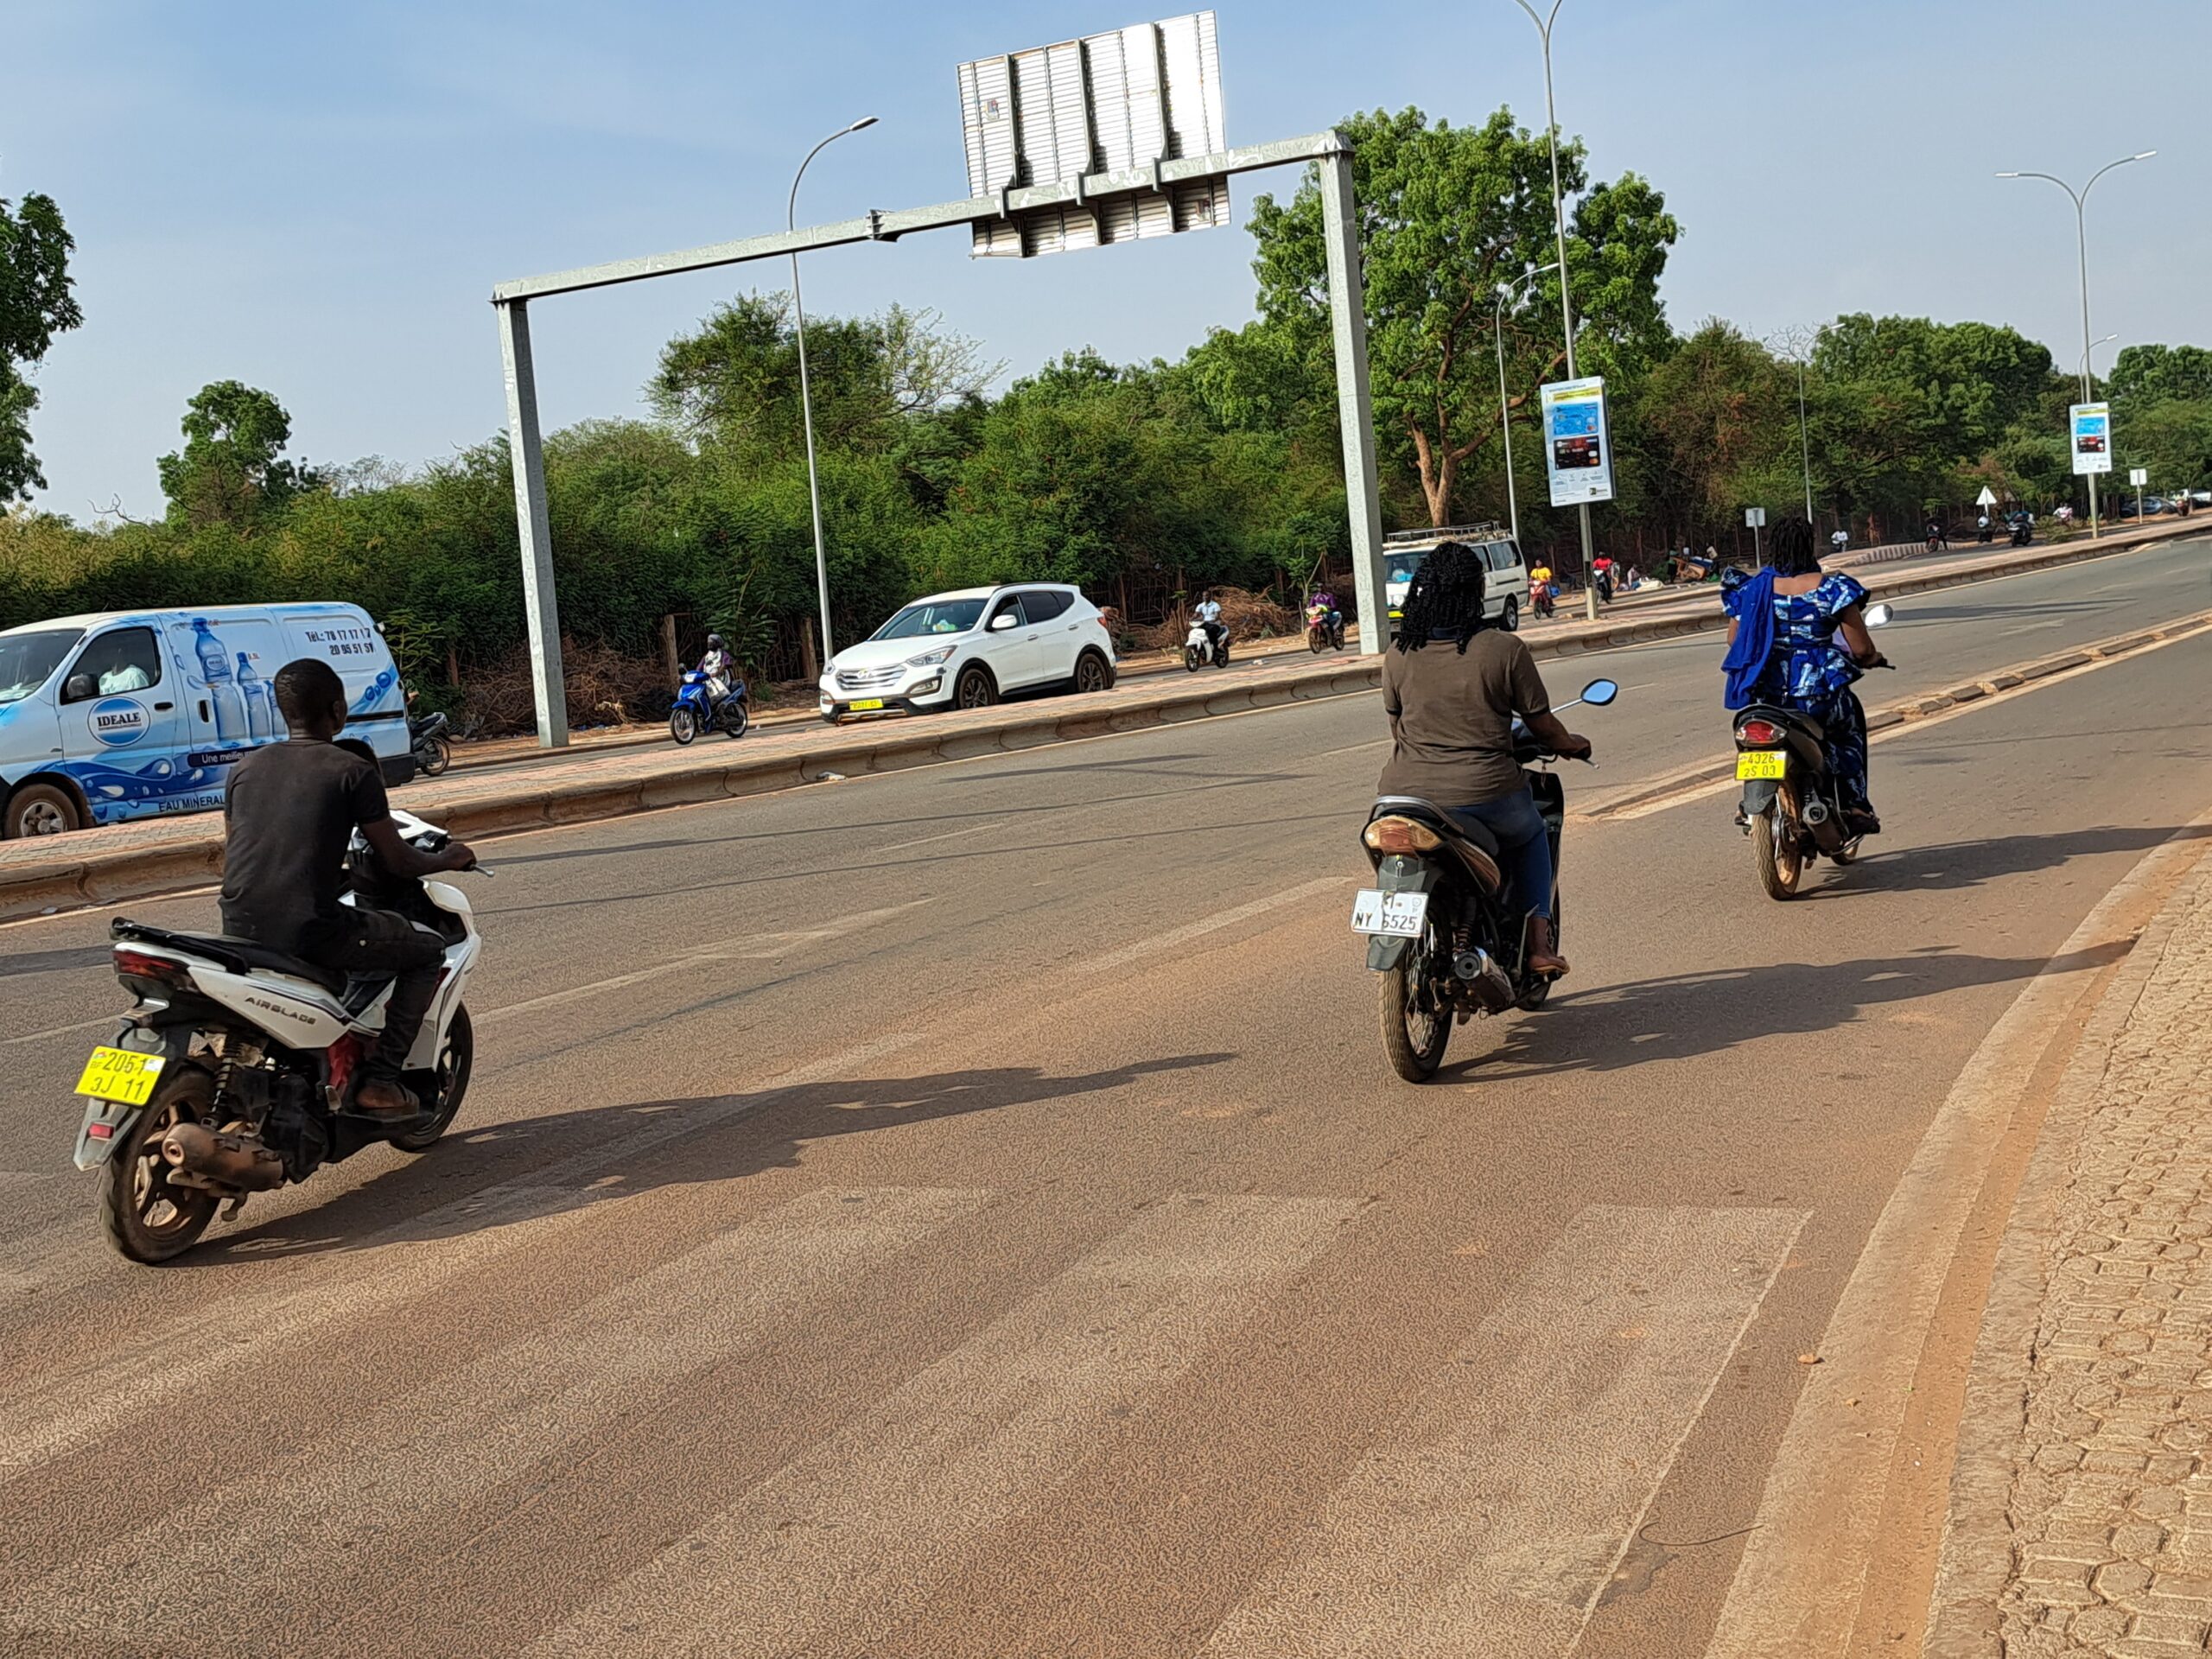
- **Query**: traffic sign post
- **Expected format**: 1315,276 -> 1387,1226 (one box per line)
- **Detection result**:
1744,505 -> 1766,566
2071,402 -> 2113,541
2131,466 -> 2149,521
488,16 -> 1394,744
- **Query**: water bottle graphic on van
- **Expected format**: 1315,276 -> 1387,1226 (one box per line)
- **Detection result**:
189,619 -> 246,743
236,652 -> 272,741
349,666 -> 398,718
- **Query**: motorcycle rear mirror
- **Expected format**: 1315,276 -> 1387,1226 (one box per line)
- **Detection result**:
1864,602 -> 1895,627
1580,678 -> 1619,707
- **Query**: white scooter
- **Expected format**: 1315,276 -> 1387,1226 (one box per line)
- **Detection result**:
70,807 -> 488,1262
1183,616 -> 1230,671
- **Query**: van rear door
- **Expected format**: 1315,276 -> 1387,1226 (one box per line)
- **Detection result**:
279,608 -> 408,772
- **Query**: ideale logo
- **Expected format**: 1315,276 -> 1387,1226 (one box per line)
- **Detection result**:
90,697 -> 150,747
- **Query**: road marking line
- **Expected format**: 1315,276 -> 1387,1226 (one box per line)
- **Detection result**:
874,821 -> 996,854
526,1192 -> 1354,1659
1702,808 -> 2212,1657
1197,1205 -> 1805,1658
1076,878 -> 1347,976
1,1014 -> 117,1048
475,899 -> 932,1023
0,1030 -> 929,1478
9,1187 -> 991,1640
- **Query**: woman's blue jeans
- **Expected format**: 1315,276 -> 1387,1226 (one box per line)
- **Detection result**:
1448,786 -> 1554,920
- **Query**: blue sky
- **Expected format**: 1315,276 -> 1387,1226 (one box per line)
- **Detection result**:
11,0 -> 2209,518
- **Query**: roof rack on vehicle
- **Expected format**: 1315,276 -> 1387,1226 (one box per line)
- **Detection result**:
1382,522 -> 1505,545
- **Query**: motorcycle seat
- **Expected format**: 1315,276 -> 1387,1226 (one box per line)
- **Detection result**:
111,918 -> 349,996
1370,796 -> 1504,893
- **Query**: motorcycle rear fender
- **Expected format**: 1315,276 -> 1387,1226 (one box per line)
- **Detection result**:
1741,778 -> 1781,816
1367,855 -> 1441,972
73,1024 -> 194,1171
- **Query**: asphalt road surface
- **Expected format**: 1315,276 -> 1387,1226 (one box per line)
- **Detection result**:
3,539 -> 2209,1657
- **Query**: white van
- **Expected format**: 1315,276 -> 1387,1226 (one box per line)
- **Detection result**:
0,603 -> 411,838
1382,526 -> 1533,632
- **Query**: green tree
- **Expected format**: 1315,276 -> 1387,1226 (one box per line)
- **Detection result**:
156,380 -> 317,530
2107,343 -> 2212,411
1624,321 -> 1791,539
649,296 -> 996,465
0,184 -> 85,500
1243,107 -> 1677,526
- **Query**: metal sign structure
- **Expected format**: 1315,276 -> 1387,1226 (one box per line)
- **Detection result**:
1541,377 -> 1615,508
2070,402 -> 2113,475
958,11 -> 1229,258
489,127 -> 1383,746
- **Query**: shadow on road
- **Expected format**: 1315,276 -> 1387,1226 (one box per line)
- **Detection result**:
1463,937 -> 2136,1081
1806,822 -> 2212,897
207,1052 -> 1236,1261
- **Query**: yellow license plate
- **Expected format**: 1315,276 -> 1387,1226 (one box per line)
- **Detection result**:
1736,750 -> 1789,780
848,698 -> 885,712
74,1046 -> 166,1107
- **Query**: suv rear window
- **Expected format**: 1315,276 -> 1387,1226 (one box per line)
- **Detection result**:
1020,589 -> 1073,623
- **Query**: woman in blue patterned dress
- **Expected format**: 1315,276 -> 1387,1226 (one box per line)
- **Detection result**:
1720,518 -> 1889,834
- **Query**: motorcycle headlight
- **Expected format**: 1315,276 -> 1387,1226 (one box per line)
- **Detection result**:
905,646 -> 957,669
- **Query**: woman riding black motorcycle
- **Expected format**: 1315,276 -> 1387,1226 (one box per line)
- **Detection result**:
1378,541 -> 1589,978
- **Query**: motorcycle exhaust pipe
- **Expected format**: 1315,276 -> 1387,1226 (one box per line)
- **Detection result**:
1801,798 -> 1829,826
1451,949 -> 1517,1014
161,1122 -> 285,1192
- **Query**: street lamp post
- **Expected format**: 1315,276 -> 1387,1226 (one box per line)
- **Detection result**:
789,115 -> 879,670
1510,0 -> 1600,622
1791,324 -> 1829,524
1998,150 -> 2155,543
1493,261 -> 1560,550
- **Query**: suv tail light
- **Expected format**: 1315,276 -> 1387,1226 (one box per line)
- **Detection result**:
1363,817 -> 1443,855
1737,719 -> 1782,747
114,949 -> 191,989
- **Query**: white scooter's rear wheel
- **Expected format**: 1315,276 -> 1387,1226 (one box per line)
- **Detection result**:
99,1068 -> 218,1264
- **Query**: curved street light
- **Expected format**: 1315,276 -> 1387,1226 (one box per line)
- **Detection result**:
1998,149 -> 2154,540
1494,262 -> 1560,549
789,115 -> 880,667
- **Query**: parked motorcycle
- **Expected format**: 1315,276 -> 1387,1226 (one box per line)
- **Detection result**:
1732,602 -> 1895,899
1305,605 -> 1347,654
2011,517 -> 2033,547
669,669 -> 750,744
1184,618 -> 1231,672
409,708 -> 452,778
70,809 -> 488,1262
1352,677 -> 1619,1081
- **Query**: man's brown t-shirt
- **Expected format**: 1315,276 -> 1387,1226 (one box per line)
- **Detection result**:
1376,630 -> 1552,807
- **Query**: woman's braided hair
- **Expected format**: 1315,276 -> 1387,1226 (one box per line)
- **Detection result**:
1392,540 -> 1488,655
1768,516 -> 1823,577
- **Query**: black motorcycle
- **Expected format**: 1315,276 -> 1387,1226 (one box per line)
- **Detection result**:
410,709 -> 452,777
1732,602 -> 1895,899
1353,677 -> 1618,1081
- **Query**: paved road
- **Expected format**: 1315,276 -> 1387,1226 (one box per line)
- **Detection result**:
3,557 -> 2209,1656
441,531 -> 2209,785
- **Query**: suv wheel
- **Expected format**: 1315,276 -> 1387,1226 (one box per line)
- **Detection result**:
1073,651 -> 1114,694
954,664 -> 997,710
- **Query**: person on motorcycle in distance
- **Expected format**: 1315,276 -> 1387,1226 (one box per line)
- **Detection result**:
1377,540 -> 1589,979
1194,590 -> 1227,655
218,659 -> 477,1121
698,633 -> 734,707
1720,516 -> 1889,836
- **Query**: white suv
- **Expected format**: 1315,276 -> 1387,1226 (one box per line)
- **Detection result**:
819,584 -> 1118,722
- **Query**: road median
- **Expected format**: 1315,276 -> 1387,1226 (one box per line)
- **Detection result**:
2,523 -> 2204,925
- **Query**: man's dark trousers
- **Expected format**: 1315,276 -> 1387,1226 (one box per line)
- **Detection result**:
301,909 -> 443,1082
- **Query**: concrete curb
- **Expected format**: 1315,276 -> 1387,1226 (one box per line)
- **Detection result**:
1581,609 -> 2212,822
2,528 -> 2203,925
1921,834 -> 2212,1659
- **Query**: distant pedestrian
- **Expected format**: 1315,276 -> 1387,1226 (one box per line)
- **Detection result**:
1830,528 -> 1850,558
1977,512 -> 1992,543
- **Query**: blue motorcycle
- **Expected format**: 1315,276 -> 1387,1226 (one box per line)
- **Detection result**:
669,671 -> 749,744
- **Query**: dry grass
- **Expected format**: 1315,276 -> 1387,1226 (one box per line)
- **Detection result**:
1125,587 -> 1301,654
455,638 -> 670,737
